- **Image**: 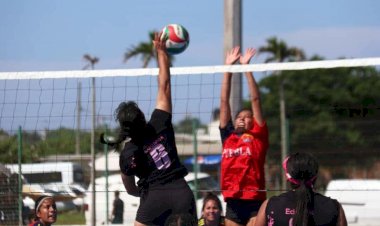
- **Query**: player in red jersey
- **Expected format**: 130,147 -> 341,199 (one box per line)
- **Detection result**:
219,46 -> 269,226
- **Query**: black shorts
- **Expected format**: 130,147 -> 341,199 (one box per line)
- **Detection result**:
136,178 -> 196,226
225,199 -> 263,225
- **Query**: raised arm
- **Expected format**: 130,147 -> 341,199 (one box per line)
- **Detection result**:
153,32 -> 172,113
239,47 -> 264,126
220,46 -> 241,128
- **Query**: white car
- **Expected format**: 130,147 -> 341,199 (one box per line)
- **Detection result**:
22,183 -> 85,212
84,172 -> 224,226
325,179 -> 380,226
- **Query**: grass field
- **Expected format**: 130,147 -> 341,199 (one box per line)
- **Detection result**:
55,211 -> 85,225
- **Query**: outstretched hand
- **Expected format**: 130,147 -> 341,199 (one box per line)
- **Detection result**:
152,32 -> 167,53
240,47 -> 256,65
225,46 -> 241,65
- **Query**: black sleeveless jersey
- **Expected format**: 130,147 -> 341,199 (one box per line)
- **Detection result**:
265,190 -> 339,226
120,109 -> 188,188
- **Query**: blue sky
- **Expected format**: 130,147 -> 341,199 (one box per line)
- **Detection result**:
1,0 -> 380,72
1,0 -> 380,132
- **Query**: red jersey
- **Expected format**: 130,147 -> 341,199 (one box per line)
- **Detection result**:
220,119 -> 269,201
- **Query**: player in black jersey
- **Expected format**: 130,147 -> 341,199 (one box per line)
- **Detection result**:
255,153 -> 347,226
102,32 -> 196,226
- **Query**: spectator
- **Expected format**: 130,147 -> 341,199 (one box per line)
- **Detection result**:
28,212 -> 36,226
32,195 -> 57,226
111,190 -> 124,224
198,193 -> 225,226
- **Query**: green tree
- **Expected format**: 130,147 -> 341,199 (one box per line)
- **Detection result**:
174,116 -> 206,135
257,37 -> 380,179
0,130 -> 42,163
124,31 -> 174,67
258,36 -> 306,178
0,132 -> 18,163
259,66 -> 380,165
29,127 -> 107,156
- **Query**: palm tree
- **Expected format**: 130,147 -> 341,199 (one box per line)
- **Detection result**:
258,37 -> 305,191
124,31 -> 174,68
82,52 -> 99,225
83,54 -> 100,70
258,36 -> 305,62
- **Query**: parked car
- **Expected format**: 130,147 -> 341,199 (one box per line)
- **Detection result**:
6,162 -> 87,212
84,172 -> 224,226
325,179 -> 380,226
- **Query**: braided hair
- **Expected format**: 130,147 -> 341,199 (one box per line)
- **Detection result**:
283,153 -> 319,226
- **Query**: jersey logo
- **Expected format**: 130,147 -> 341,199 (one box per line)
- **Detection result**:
222,147 -> 252,158
145,136 -> 172,170
241,134 -> 253,143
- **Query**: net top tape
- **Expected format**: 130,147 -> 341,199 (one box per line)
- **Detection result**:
1,57 -> 380,80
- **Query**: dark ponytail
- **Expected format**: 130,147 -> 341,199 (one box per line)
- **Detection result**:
293,182 -> 315,226
285,153 -> 318,226
100,101 -> 146,150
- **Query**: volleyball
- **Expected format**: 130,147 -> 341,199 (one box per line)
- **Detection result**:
160,24 -> 190,55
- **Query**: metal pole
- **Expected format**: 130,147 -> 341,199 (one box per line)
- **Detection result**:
192,119 -> 198,202
286,119 -> 290,157
280,80 -> 288,191
76,82 -> 82,155
224,0 -> 242,117
90,77 -> 96,226
17,126 -> 22,226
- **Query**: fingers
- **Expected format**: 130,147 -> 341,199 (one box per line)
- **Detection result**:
153,31 -> 166,51
245,47 -> 257,57
225,46 -> 241,65
240,47 -> 257,64
230,46 -> 240,55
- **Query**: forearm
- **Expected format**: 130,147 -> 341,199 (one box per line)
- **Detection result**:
245,71 -> 260,103
220,72 -> 232,127
246,71 -> 264,125
158,51 -> 170,82
221,46 -> 240,126
156,50 -> 172,112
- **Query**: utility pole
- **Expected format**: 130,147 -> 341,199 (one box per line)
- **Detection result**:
224,0 -> 242,117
